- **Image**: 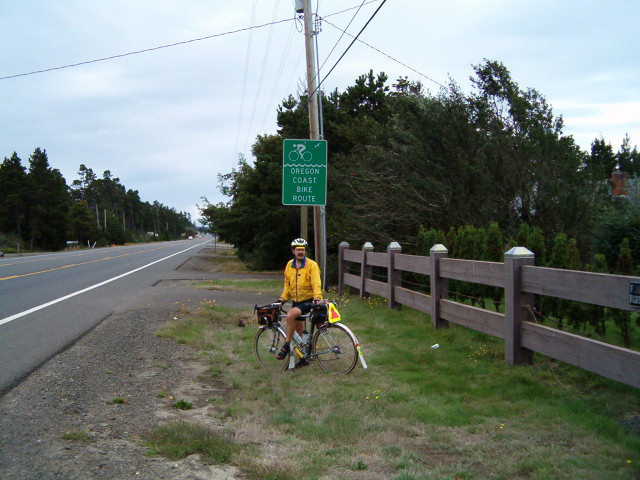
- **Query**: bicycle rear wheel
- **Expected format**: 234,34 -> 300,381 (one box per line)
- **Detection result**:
312,323 -> 358,374
254,326 -> 288,372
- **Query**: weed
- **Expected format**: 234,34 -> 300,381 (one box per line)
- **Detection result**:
61,430 -> 90,442
145,421 -> 235,463
173,400 -> 193,410
350,460 -> 368,471
106,397 -> 125,405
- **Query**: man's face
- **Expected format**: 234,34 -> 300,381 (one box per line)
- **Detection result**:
293,247 -> 306,261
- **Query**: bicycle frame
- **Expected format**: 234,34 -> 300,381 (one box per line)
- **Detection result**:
254,302 -> 367,373
272,307 -> 367,370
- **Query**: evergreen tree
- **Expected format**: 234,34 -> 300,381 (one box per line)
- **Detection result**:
0,152 -> 28,239
607,238 -> 633,347
563,238 -> 585,331
486,222 -> 504,310
68,200 -> 99,245
26,148 -> 69,250
585,254 -> 608,337
542,234 -> 569,328
526,227 -> 547,266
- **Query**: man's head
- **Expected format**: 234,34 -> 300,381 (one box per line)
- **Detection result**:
291,238 -> 308,261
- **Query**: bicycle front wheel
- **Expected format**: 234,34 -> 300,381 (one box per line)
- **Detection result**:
312,323 -> 358,374
254,326 -> 288,372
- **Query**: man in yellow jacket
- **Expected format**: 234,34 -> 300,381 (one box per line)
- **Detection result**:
275,238 -> 322,359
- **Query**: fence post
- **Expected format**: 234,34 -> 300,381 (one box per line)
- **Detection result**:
504,247 -> 535,365
387,242 -> 402,310
429,244 -> 449,329
360,242 -> 373,300
338,241 -> 350,295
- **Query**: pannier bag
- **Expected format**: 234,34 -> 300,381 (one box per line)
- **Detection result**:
255,304 -> 279,325
311,303 -> 328,325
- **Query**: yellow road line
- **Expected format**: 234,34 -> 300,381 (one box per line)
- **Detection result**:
0,244 -> 173,268
0,246 -> 169,281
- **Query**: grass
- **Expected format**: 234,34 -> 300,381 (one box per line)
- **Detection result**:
150,284 -> 640,479
195,277 -> 281,295
61,430 -> 91,442
145,421 -> 235,464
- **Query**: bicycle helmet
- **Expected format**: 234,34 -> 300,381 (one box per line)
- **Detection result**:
291,238 -> 308,248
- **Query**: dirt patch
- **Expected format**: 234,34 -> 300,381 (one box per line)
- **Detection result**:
0,305 -> 242,480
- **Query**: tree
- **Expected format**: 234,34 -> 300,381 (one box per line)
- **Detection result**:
585,254 -> 608,337
70,164 -> 97,203
26,148 -> 69,250
486,222 -> 505,310
607,238 -> 634,347
68,200 -> 98,245
586,138 -> 616,182
104,211 -> 125,245
617,134 -> 639,177
0,152 -> 28,239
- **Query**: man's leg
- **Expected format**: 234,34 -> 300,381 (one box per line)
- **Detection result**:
277,307 -> 302,360
284,307 -> 302,342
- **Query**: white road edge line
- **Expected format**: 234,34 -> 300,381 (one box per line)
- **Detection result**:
0,241 -> 210,327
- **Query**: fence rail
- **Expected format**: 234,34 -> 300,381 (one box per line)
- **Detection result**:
338,241 -> 640,389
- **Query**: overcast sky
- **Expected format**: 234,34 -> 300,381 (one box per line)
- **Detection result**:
1,0 -> 638,224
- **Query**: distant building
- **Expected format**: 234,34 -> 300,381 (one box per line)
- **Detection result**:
611,170 -> 629,196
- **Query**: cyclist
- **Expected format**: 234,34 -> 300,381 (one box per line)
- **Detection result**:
274,238 -> 323,360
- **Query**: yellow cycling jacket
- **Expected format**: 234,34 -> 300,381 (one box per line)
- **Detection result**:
279,257 -> 322,303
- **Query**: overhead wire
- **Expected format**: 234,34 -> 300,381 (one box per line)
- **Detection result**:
234,0 -> 258,160
309,0 -> 387,98
259,19 -> 301,135
0,17 -> 295,81
0,1 -> 385,82
322,18 -> 447,90
243,0 -> 281,154
317,0 -> 366,76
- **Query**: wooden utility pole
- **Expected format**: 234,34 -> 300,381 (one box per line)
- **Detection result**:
302,0 -> 324,270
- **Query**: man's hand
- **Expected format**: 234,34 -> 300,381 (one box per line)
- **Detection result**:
312,298 -> 323,304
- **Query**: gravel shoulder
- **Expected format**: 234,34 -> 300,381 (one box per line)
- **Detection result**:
0,246 -> 275,480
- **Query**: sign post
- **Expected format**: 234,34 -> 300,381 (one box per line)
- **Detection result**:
282,139 -> 327,206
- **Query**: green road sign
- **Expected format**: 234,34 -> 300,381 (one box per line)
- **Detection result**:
282,139 -> 327,206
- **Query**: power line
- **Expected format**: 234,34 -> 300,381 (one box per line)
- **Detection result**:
323,0 -> 383,19
0,17 -> 294,81
0,1 -> 391,85
244,0 -> 282,153
318,0 -> 367,75
310,0 -> 387,98
0,2 -> 384,82
322,18 -> 447,90
234,0 -> 259,159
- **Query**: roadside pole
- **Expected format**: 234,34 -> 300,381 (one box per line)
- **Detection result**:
302,0 -> 326,285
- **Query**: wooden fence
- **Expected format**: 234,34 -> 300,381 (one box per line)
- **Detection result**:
338,241 -> 640,389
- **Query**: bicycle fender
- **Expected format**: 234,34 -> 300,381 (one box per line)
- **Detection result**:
338,323 -> 368,370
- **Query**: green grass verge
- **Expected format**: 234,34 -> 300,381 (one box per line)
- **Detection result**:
195,277 -> 281,295
152,289 -> 640,479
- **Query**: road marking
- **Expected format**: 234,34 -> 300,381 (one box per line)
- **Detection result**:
0,243 -> 173,269
0,245 -> 169,281
0,241 -> 209,327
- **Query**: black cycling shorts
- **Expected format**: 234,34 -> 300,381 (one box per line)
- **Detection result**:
292,299 -> 314,317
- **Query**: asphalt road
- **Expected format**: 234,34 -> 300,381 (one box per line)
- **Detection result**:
0,239 -> 211,393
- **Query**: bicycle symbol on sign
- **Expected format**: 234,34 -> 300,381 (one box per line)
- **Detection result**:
288,143 -> 313,162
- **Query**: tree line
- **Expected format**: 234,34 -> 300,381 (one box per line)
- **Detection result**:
201,59 -> 639,278
0,148 -> 195,251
